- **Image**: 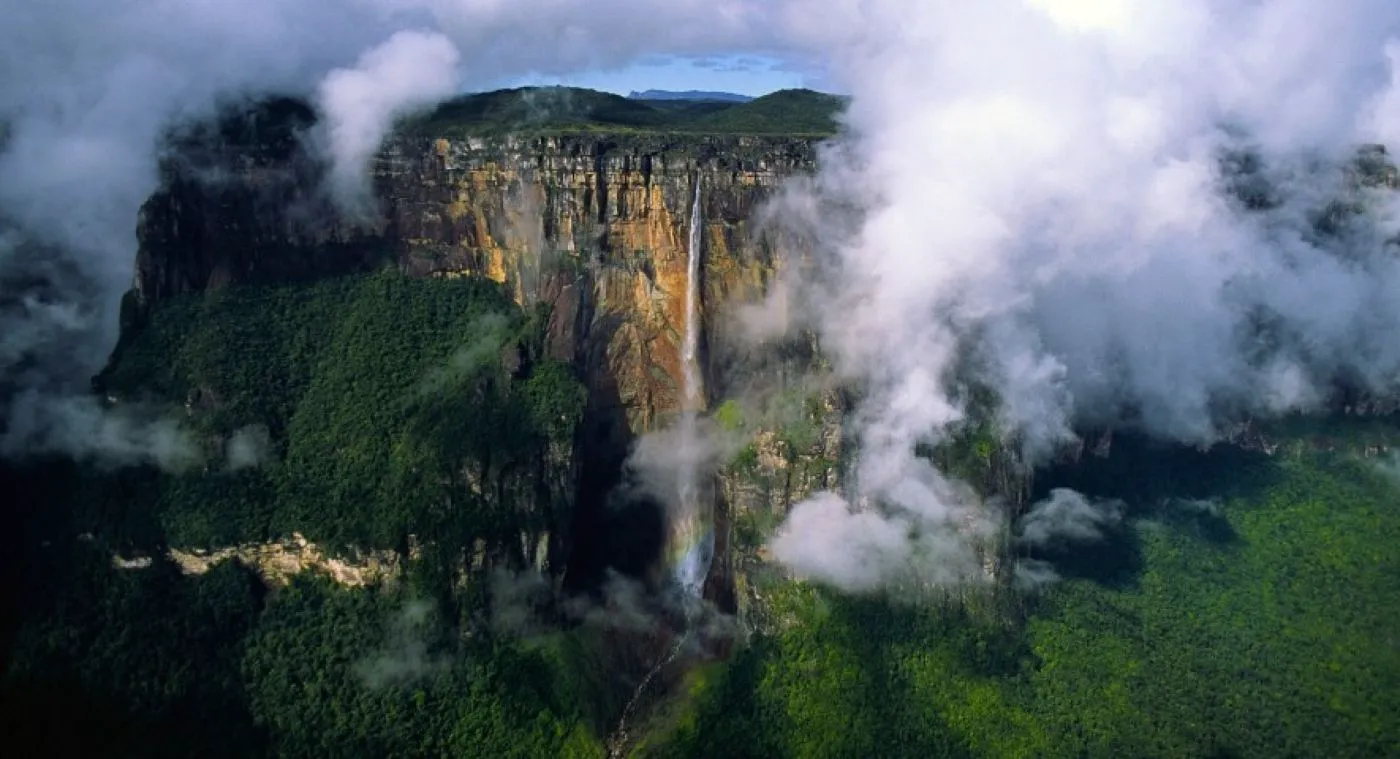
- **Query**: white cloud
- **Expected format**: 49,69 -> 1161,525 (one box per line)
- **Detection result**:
758,0 -> 1400,592
225,424 -> 272,471
1017,489 -> 1123,547
314,30 -> 461,216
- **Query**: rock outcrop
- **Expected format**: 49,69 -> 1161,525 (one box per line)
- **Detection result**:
108,532 -> 400,587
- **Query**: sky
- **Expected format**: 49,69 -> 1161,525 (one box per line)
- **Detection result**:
496,54 -> 816,96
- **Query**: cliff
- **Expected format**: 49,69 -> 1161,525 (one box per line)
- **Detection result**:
136,130 -> 819,439
125,108 -> 844,610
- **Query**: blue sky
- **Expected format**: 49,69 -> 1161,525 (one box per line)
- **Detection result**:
496,54 -> 816,97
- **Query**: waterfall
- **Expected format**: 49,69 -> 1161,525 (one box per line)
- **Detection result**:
671,175 -> 713,598
608,175 -> 713,758
682,175 -> 704,412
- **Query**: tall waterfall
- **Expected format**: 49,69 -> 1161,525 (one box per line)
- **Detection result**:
681,179 -> 704,413
609,176 -> 714,757
671,175 -> 713,598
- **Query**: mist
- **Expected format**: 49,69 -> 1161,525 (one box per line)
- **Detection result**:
355,599 -> 446,688
314,29 -> 461,216
225,424 -> 272,471
753,0 -> 1400,593
1017,489 -> 1123,548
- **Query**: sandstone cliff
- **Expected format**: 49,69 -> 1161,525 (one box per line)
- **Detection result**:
136,131 -> 819,439
131,117 -> 838,599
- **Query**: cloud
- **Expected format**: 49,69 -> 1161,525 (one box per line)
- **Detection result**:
622,417 -> 734,507
769,492 -> 915,592
1374,451 -> 1400,484
1016,488 -> 1123,547
619,417 -> 737,595
0,392 -> 200,472
491,565 -> 736,643
418,312 -> 514,395
770,489 -> 997,594
1004,491 -> 1127,592
756,0 -> 1400,593
355,599 -> 447,689
1164,497 -> 1223,518
313,30 -> 461,216
562,570 -> 662,634
225,424 -> 272,471
489,567 -> 556,638
1012,558 -> 1061,591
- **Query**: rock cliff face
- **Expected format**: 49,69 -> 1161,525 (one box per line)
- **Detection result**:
384,133 -> 817,433
132,122 -> 835,596
136,131 -> 819,439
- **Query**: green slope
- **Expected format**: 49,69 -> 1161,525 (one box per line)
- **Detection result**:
408,86 -> 672,136
6,260 -> 1399,757
0,547 -> 606,758
1,268 -> 606,757
89,267 -> 586,551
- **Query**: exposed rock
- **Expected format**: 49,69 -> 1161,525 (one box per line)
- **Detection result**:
712,387 -> 846,624
160,532 -> 401,587
111,555 -> 153,570
135,132 -> 819,437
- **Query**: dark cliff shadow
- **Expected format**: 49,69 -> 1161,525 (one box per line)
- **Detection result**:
0,469 -> 269,759
1025,433 -> 1275,589
137,98 -> 396,312
1033,432 -> 1278,513
706,486 -> 739,615
1018,520 -> 1145,590
563,312 -> 664,593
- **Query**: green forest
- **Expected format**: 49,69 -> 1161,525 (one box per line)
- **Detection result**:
85,268 -> 585,554
3,268 -> 1400,757
2,268 -> 606,756
648,443 -> 1400,758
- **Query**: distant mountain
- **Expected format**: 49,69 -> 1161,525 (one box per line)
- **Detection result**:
628,89 -> 754,103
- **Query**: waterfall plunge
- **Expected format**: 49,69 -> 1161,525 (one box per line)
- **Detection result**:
672,175 -> 713,598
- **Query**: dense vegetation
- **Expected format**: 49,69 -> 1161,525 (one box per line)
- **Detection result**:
403,86 -> 846,137
0,546 -> 605,757
645,433 -> 1400,758
9,391 -> 1398,758
88,268 -> 586,554
2,267 -> 609,756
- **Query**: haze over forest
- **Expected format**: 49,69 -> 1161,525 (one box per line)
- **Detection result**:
3,1 -> 1400,757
